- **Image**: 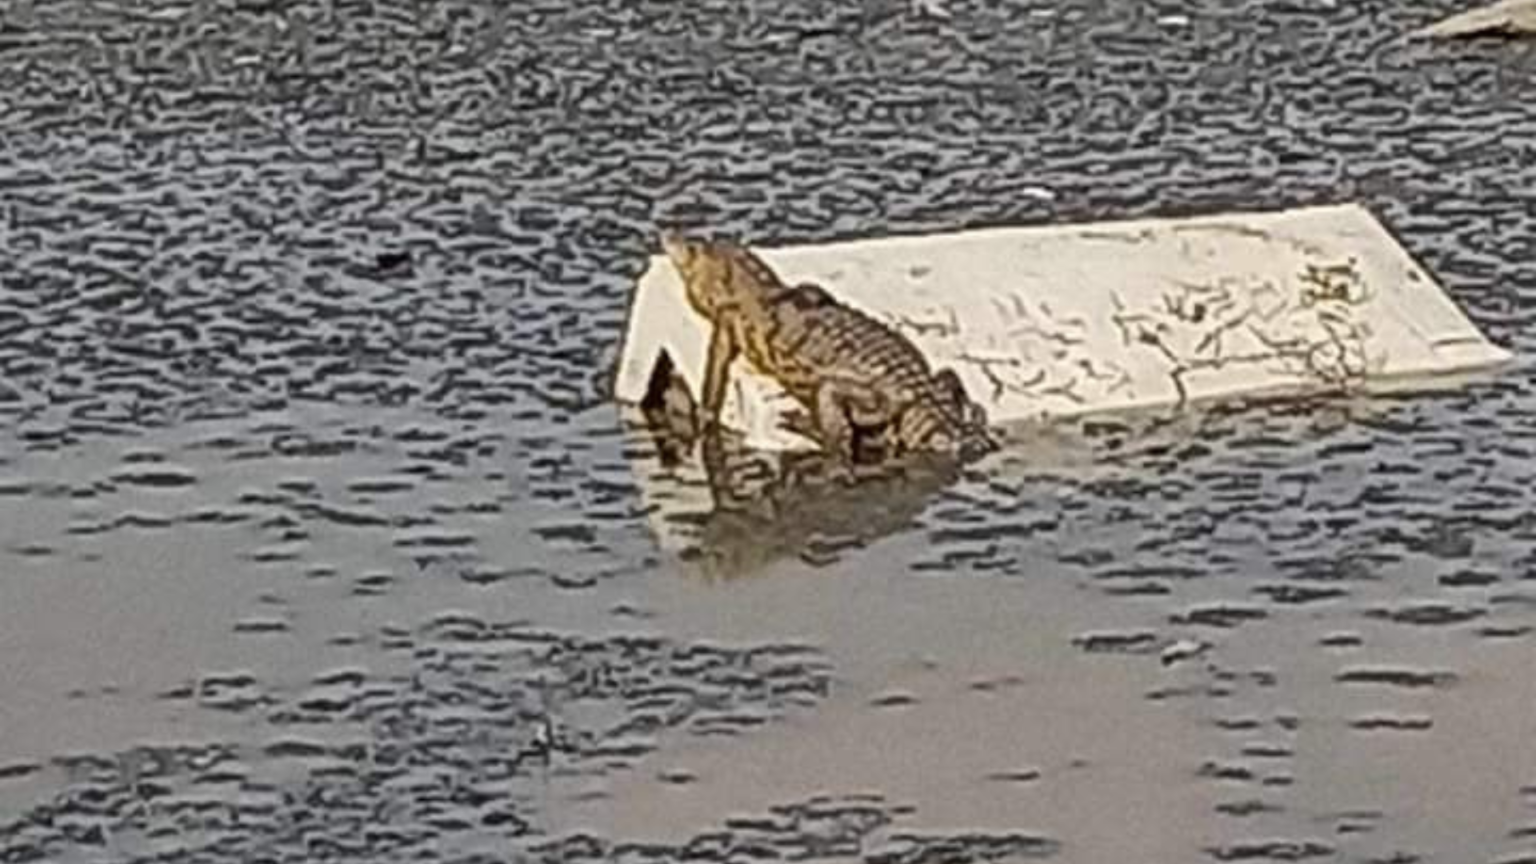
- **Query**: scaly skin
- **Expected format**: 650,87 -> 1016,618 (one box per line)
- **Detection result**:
660,230 -> 997,464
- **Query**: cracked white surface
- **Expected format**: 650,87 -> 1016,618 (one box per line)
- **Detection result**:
615,203 -> 1512,451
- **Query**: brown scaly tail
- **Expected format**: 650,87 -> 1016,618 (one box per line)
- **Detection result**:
957,426 -> 1001,463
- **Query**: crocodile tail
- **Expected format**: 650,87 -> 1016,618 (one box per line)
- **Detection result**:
957,425 -> 1001,462
893,399 -> 995,462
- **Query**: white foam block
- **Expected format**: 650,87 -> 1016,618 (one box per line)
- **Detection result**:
614,203 -> 1512,451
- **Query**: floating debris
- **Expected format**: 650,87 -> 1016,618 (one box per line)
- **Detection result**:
1414,0 -> 1536,37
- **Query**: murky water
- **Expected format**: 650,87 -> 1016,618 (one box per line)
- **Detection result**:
4,0 -> 1536,860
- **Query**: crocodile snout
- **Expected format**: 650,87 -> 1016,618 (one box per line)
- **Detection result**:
659,230 -> 692,264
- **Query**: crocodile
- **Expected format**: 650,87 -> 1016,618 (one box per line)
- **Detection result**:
659,230 -> 998,465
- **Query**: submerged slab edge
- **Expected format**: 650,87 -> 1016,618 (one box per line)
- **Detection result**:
614,203 -> 1513,452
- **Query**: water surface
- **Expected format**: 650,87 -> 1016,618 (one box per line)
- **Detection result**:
3,0 -> 1536,861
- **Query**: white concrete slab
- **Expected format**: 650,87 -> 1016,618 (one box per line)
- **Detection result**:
614,203 -> 1512,453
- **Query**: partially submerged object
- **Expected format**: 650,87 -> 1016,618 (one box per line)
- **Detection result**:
1413,0 -> 1536,37
615,203 -> 1511,455
658,231 -> 997,465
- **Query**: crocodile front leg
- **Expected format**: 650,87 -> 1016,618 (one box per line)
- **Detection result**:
699,323 -> 740,432
699,424 -> 748,513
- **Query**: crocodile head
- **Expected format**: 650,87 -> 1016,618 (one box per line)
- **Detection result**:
660,231 -> 769,321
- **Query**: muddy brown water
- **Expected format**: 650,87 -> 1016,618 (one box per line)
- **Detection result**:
3,0 -> 1536,861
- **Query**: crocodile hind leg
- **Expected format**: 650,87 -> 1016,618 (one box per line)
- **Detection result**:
810,378 -> 900,464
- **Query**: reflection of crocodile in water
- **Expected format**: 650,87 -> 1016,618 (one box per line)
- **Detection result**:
637,358 -> 964,579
